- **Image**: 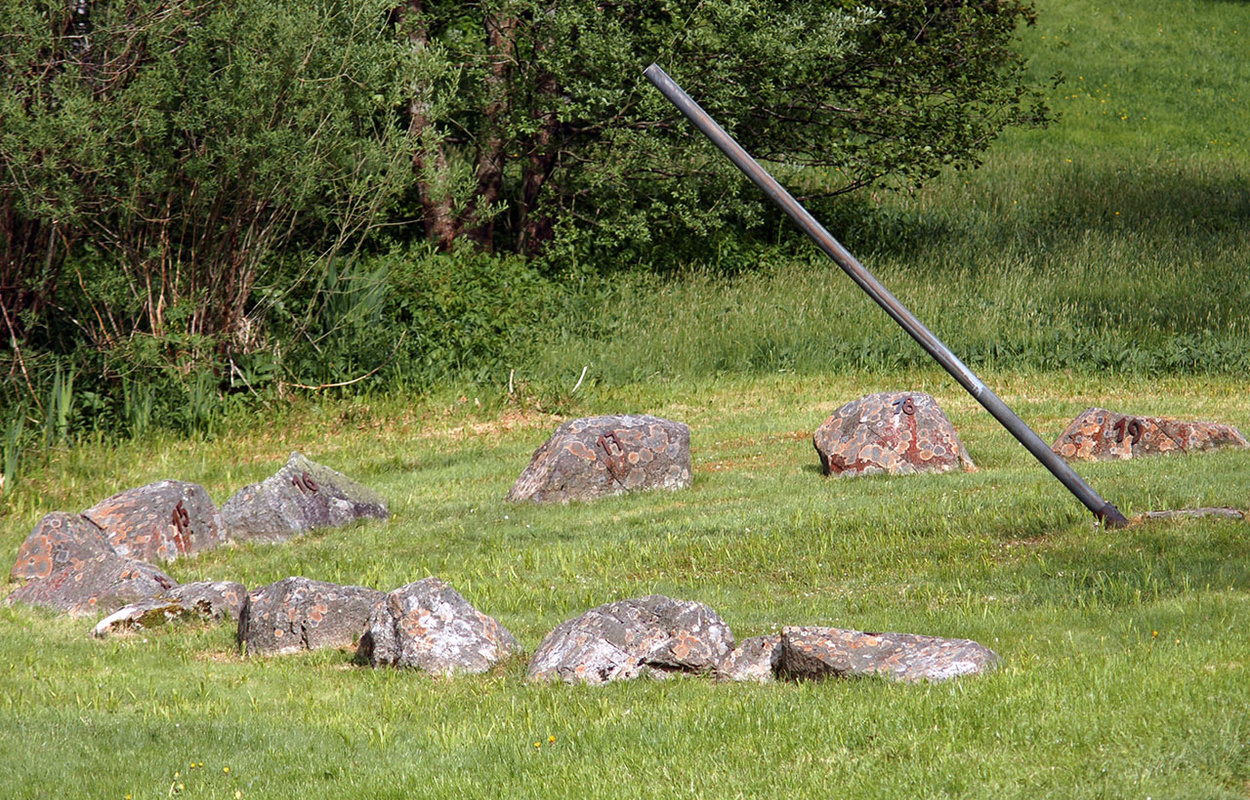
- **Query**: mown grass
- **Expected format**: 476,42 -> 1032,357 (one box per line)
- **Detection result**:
2,0 -> 1249,797
2,371 -> 1249,799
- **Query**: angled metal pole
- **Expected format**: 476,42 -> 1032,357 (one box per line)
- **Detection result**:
644,63 -> 1128,528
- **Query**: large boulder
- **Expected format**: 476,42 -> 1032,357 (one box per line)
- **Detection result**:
238,576 -> 384,656
814,392 -> 975,478
5,550 -> 176,617
82,480 -> 227,563
1051,407 -> 1249,462
358,577 -> 519,675
508,415 -> 692,504
91,580 -> 248,638
527,595 -> 734,684
10,512 -> 115,581
221,452 -> 390,542
777,626 -> 999,683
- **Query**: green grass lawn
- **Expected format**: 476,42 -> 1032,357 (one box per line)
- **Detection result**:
2,372 -> 1248,799
2,0 -> 1249,797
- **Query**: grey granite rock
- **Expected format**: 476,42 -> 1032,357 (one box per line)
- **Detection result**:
221,452 -> 389,542
238,576 -> 384,656
777,626 -> 999,683
82,480 -> 227,563
5,550 -> 176,617
9,512 -> 115,582
814,392 -> 975,478
1052,407 -> 1249,462
715,634 -> 781,683
91,580 -> 248,637
358,577 -> 519,675
508,415 -> 692,504
527,595 -> 734,684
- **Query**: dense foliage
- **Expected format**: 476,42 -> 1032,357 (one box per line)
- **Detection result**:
401,0 -> 1050,260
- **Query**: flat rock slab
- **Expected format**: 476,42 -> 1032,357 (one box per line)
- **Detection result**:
238,576 -> 384,656
92,581 -> 248,638
221,452 -> 390,542
507,415 -> 692,504
1135,507 -> 1246,523
5,551 -> 176,617
1052,407 -> 1249,462
359,577 -> 519,675
10,511 -> 115,582
715,634 -> 781,683
527,595 -> 734,684
814,392 -> 975,478
778,626 -> 999,683
82,480 -> 227,563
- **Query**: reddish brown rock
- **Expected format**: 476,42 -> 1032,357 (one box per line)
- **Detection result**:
238,576 -> 384,656
527,595 -> 734,684
5,550 -> 176,617
91,580 -> 248,638
82,480 -> 227,563
813,392 -> 975,478
778,626 -> 999,683
507,415 -> 692,504
358,578 -> 519,675
221,452 -> 390,542
715,634 -> 781,683
1051,407 -> 1249,462
10,512 -> 114,582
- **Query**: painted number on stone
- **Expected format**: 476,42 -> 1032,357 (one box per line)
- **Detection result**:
1112,417 -> 1144,445
599,431 -> 624,458
292,471 -> 320,494
892,397 -> 917,416
171,500 -> 191,539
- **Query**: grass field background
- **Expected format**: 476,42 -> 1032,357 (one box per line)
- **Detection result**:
2,1 -> 1249,797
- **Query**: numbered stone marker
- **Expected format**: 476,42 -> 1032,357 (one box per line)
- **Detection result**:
507,415 -> 691,504
82,480 -> 227,563
1051,407 -> 1249,462
813,392 -> 975,477
221,452 -> 390,542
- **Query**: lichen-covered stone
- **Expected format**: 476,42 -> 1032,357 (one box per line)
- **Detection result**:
527,595 -> 734,684
10,512 -> 115,582
5,551 -> 176,617
813,392 -> 975,478
221,452 -> 389,542
1051,407 -> 1249,462
238,576 -> 384,656
358,577 -> 519,675
715,634 -> 781,683
91,580 -> 248,638
508,415 -> 692,504
82,480 -> 227,563
777,626 -> 999,683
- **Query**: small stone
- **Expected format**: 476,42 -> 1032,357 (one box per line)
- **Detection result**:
91,581 -> 248,637
1052,407 -> 1248,462
527,595 -> 734,684
221,452 -> 389,542
238,576 -> 384,656
507,415 -> 692,504
358,577 -> 519,675
813,392 -> 975,478
5,550 -> 177,617
777,626 -> 999,683
715,634 -> 781,683
82,480 -> 227,563
9,512 -> 115,582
